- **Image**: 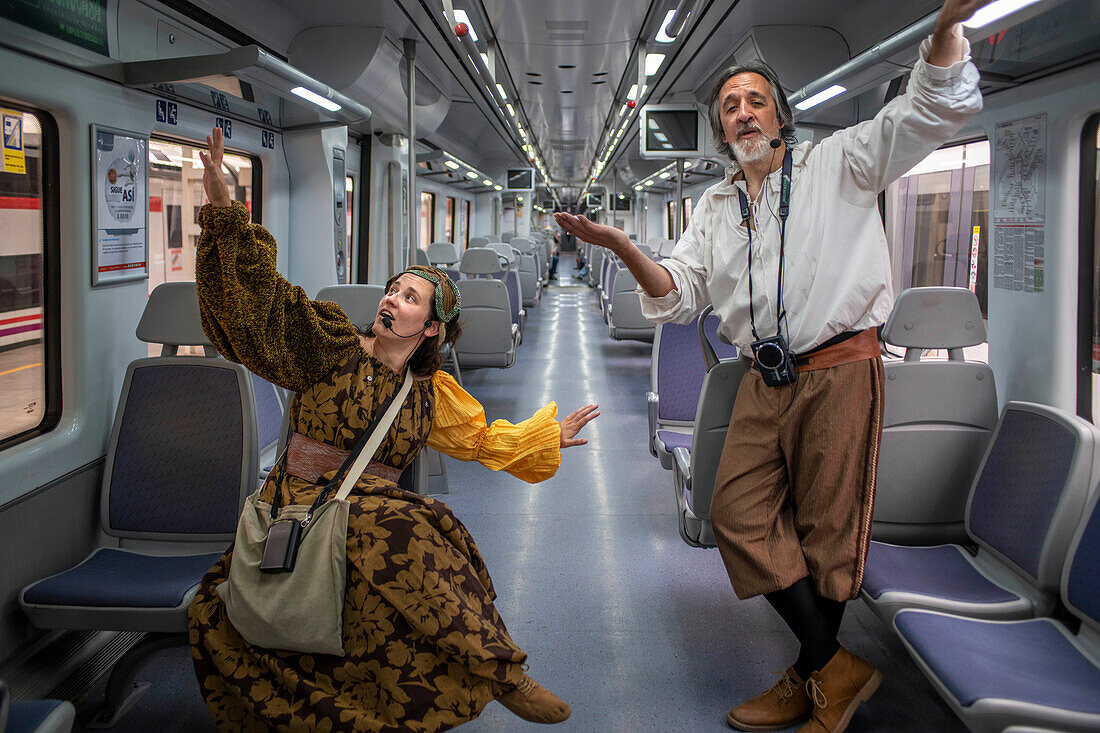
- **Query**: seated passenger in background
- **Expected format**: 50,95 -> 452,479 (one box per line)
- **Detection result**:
556,1 -> 987,731
188,127 -> 598,732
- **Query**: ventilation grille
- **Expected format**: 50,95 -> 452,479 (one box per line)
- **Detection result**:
546,19 -> 587,41
551,138 -> 587,151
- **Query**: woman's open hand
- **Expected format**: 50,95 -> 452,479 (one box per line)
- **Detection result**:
560,404 -> 600,448
198,126 -> 231,208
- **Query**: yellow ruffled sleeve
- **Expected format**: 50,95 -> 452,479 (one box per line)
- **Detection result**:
426,371 -> 562,483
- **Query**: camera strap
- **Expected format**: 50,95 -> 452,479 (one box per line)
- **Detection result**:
738,148 -> 793,341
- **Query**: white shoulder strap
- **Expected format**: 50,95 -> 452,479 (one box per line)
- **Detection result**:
335,369 -> 414,501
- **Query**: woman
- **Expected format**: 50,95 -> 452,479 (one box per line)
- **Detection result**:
187,127 -> 598,732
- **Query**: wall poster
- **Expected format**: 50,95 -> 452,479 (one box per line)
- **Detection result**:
92,125 -> 148,286
992,113 -> 1046,293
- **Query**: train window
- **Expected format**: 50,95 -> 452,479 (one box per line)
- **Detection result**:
345,175 -> 355,281
462,200 -> 471,248
445,196 -> 455,243
148,136 -> 258,354
420,191 -> 435,249
666,200 -> 675,239
0,105 -> 59,449
682,197 -> 692,233
885,139 -> 990,361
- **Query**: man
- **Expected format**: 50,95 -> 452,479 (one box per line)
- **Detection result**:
556,1 -> 988,731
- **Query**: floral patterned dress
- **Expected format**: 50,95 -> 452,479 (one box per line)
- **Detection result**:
187,202 -> 563,732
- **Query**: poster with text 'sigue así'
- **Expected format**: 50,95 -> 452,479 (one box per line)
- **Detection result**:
92,125 -> 148,286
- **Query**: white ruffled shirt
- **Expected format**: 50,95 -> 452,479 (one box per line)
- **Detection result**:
640,38 -> 983,354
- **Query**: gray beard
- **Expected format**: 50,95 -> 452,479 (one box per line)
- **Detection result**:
732,135 -> 771,165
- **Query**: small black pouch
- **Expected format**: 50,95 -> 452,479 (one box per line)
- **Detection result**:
259,518 -> 302,574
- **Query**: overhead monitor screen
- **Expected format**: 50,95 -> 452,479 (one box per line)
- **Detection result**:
611,195 -> 631,211
506,168 -> 534,190
640,105 -> 703,158
584,193 -> 603,209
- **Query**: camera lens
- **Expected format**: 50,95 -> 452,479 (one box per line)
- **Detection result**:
756,342 -> 783,369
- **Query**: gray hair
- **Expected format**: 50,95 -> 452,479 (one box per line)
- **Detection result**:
707,61 -> 797,161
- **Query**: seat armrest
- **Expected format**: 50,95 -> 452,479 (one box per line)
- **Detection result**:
646,391 -> 659,454
673,446 -> 691,493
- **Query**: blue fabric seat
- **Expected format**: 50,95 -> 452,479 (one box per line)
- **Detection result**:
863,543 -> 1020,604
6,699 -> 76,733
893,481 -> 1100,732
861,402 -> 1098,625
648,314 -> 736,470
22,549 -> 222,611
654,430 -> 692,457
895,614 -> 1100,714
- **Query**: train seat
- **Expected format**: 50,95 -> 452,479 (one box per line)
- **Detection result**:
19,282 -> 256,726
454,249 -> 518,368
874,287 -> 999,544
657,239 -> 677,258
510,237 -> 544,306
415,248 -> 432,267
893,479 -> 1100,733
599,258 -> 619,322
672,307 -> 751,547
469,236 -> 489,247
1,681 -> 75,733
500,231 -> 515,243
427,242 -> 460,266
607,269 -> 655,342
479,245 -> 526,340
587,247 -> 605,288
250,372 -> 285,484
647,313 -> 736,469
862,401 -> 1100,625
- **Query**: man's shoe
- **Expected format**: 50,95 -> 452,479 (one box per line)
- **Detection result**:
498,674 -> 571,724
726,667 -> 811,731
796,647 -> 882,733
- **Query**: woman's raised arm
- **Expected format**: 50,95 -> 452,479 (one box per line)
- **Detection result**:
195,127 -> 359,393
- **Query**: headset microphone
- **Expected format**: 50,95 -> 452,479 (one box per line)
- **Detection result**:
380,314 -> 431,339
769,138 -> 782,149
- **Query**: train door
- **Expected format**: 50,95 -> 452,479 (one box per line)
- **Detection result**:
885,139 -> 990,361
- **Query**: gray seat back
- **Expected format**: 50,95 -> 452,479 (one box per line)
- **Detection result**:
608,269 -> 655,342
500,231 -> 516,242
106,283 -> 258,550
427,242 -> 460,266
875,287 -> 998,544
454,279 -> 516,368
485,243 -> 517,268
459,247 -> 504,278
469,236 -> 489,247
316,284 -> 385,328
415,248 -> 431,266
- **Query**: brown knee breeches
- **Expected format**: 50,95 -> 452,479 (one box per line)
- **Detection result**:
709,356 -> 884,602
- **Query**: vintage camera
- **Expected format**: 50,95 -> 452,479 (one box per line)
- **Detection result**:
259,518 -> 302,574
751,334 -> 799,388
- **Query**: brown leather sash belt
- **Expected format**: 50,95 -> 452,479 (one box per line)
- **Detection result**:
284,431 -> 401,484
793,328 -> 881,372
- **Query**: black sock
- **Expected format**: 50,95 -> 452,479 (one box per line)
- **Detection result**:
764,578 -> 841,679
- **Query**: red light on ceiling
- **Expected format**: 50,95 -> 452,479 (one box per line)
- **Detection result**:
455,22 -> 469,37
627,100 -> 636,109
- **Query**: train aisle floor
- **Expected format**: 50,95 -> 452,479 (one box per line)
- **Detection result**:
69,274 -> 966,732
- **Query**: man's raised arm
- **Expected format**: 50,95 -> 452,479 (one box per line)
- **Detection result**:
553,212 -> 675,298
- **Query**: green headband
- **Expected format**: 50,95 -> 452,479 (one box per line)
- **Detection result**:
399,266 -> 461,323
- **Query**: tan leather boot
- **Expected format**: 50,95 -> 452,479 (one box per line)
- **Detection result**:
797,647 -> 882,733
498,673 -> 571,724
726,667 -> 812,731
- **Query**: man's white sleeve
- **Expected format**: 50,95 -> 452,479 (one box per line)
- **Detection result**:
829,36 -> 983,200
